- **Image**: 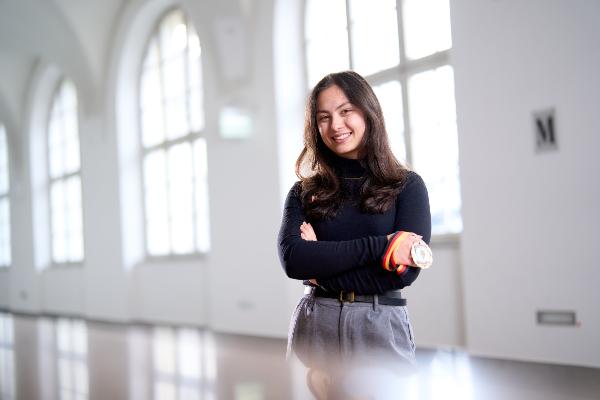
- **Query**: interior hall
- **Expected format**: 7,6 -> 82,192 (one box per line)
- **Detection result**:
0,0 -> 599,399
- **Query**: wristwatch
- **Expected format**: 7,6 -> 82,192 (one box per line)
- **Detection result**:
410,240 -> 433,269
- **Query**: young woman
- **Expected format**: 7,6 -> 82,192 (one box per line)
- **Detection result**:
277,71 -> 432,370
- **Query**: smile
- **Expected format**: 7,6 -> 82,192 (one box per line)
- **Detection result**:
332,132 -> 352,143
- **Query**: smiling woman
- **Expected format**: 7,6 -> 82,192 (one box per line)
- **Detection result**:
278,71 -> 433,379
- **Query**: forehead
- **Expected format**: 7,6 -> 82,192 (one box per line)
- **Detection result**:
316,85 -> 350,112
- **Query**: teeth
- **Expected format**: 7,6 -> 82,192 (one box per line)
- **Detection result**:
333,132 -> 351,142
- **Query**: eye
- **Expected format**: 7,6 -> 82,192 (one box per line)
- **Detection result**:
341,108 -> 353,115
317,115 -> 330,122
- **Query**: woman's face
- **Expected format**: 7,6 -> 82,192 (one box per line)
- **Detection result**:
316,84 -> 366,159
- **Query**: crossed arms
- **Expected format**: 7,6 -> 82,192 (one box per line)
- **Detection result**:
277,173 -> 431,293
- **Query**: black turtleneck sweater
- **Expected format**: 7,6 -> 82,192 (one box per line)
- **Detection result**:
277,156 -> 431,294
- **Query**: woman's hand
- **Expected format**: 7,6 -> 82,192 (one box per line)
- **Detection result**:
387,232 -> 422,267
300,221 -> 318,241
300,222 -> 318,286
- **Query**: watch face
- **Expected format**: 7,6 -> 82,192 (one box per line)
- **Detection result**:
411,243 -> 433,269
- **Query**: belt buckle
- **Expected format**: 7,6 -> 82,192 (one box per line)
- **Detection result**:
339,290 -> 355,303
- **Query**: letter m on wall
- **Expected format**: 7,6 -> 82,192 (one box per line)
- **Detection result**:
533,108 -> 558,152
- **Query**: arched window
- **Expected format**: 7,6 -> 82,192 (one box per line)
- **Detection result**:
139,9 -> 210,256
0,124 -> 10,267
47,79 -> 85,264
304,0 -> 461,235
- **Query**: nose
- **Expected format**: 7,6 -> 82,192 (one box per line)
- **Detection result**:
331,114 -> 344,131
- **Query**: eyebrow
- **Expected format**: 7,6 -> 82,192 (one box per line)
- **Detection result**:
317,101 -> 352,114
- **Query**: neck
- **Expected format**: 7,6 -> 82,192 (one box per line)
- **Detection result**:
331,154 -> 365,178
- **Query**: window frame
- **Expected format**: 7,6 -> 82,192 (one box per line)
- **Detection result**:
45,78 -> 86,267
302,0 -> 460,240
137,8 -> 210,260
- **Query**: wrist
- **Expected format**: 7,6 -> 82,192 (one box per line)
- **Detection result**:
410,240 -> 433,269
382,231 -> 409,271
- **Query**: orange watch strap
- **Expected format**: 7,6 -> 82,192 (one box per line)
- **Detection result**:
382,231 -> 409,271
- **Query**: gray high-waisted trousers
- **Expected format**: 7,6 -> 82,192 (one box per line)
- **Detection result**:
288,289 -> 416,369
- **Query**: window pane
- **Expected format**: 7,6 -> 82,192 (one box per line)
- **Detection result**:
188,87 -> 204,133
193,139 -> 210,252
187,26 -> 204,133
0,198 -> 10,266
167,142 -> 193,254
162,56 -> 186,100
373,81 -> 406,162
140,65 -> 165,148
349,0 -> 400,76
164,96 -> 188,140
141,107 -> 165,149
51,180 -> 67,263
305,0 -> 349,87
305,0 -> 347,39
60,80 -> 78,112
49,80 -> 81,179
187,27 -> 202,89
66,176 -> 84,262
63,115 -> 80,174
48,118 -> 65,179
140,66 -> 162,112
160,10 -> 187,62
408,66 -> 461,234
402,0 -> 452,60
305,38 -> 350,90
144,150 -> 169,256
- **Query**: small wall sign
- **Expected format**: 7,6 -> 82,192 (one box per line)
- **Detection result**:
533,108 -> 557,152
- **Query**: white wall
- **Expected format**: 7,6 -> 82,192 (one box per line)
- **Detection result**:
452,0 -> 600,367
403,238 -> 465,349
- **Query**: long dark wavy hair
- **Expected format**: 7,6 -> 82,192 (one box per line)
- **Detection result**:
296,71 -> 409,220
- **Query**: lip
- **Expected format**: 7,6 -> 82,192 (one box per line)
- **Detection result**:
332,132 -> 352,143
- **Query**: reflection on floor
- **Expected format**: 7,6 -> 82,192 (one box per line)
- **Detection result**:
0,311 -> 599,399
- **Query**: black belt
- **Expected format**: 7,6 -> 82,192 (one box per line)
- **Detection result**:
307,286 -> 407,306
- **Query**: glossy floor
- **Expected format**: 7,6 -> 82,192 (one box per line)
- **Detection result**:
0,312 -> 599,400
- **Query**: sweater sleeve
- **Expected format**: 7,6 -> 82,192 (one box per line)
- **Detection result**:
316,172 -> 432,293
277,182 -> 389,280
